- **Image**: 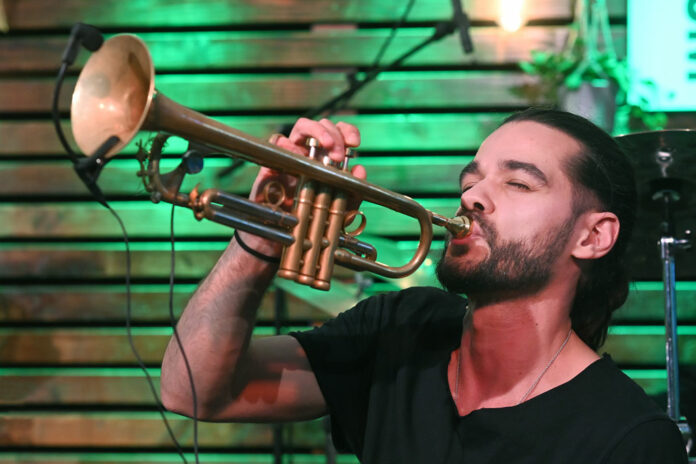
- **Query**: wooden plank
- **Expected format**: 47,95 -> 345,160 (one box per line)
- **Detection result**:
1,281 -> 693,323
0,367 -> 164,406
0,155 -> 473,196
0,240 -> 436,285
0,453 -> 359,464
0,412 -> 325,447
0,113 -> 506,156
603,326 -> 696,365
4,0 -> 626,29
0,72 -> 543,113
0,199 -> 460,238
0,243 -> 229,279
1,326 -> 694,365
0,327 -> 298,365
618,282 -> 696,321
0,284 -> 334,323
0,366 -> 665,406
0,27 -> 626,73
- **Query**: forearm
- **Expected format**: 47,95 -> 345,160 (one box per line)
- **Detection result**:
160,232 -> 279,417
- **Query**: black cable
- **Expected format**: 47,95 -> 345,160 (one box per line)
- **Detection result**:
371,0 -> 418,68
330,0 -> 418,116
52,22 -> 193,461
298,21 -> 455,124
52,61 -> 80,164
169,200 -> 201,464
109,204 -> 189,463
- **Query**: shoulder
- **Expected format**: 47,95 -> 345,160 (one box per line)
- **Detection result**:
347,286 -> 468,329
290,286 -> 467,348
577,357 -> 687,462
601,417 -> 687,463
587,356 -> 666,416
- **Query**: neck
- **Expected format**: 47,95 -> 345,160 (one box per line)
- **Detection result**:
453,280 -> 596,410
464,288 -> 572,378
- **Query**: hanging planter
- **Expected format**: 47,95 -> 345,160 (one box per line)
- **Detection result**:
518,0 -> 664,133
558,79 -> 618,132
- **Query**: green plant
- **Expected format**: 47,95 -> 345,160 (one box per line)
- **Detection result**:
518,0 -> 666,133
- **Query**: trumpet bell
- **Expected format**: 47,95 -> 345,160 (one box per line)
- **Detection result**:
71,34 -> 155,158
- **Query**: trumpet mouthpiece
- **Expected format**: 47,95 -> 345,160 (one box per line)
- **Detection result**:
430,213 -> 472,238
446,215 -> 472,238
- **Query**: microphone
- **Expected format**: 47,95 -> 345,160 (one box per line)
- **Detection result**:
73,135 -> 121,208
61,22 -> 104,65
450,0 -> 474,54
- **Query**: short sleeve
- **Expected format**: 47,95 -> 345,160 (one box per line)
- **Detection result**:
289,287 -> 468,458
289,293 -> 387,454
603,418 -> 688,463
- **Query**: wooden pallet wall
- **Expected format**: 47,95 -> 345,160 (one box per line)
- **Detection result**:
0,0 -> 694,463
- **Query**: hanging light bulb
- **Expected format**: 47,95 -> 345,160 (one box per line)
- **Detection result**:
499,0 -> 526,32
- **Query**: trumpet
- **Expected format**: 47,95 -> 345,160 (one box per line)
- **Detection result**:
70,34 -> 472,290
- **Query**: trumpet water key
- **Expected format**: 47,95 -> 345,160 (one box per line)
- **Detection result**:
70,33 -> 472,290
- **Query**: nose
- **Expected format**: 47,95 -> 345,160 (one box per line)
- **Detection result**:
460,182 -> 493,214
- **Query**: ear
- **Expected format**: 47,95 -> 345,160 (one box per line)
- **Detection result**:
571,212 -> 620,260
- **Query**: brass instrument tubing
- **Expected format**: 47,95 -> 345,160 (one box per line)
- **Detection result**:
204,204 -> 295,246
278,178 -> 316,281
298,185 -> 333,286
312,191 -> 349,290
205,190 -> 298,229
338,235 -> 377,261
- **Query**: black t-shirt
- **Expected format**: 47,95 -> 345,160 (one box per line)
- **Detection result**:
291,286 -> 687,463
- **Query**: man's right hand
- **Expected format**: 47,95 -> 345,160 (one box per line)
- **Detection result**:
241,117 -> 366,259
160,117 -> 364,423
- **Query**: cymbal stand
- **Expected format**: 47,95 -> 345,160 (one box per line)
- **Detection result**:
656,191 -> 693,453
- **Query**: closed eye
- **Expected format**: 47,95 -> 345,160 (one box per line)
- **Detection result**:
507,181 -> 531,191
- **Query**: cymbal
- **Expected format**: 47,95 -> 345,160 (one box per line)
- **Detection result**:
615,130 -> 695,280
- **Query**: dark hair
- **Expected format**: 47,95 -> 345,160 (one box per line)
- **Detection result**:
502,108 -> 637,350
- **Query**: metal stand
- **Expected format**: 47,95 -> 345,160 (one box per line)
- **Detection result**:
660,234 -> 690,421
656,193 -> 693,456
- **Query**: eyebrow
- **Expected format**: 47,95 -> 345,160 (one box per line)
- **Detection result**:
459,161 -> 479,185
502,160 -> 548,185
458,159 -> 549,186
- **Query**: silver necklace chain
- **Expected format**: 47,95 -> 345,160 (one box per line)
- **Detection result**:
454,326 -> 573,409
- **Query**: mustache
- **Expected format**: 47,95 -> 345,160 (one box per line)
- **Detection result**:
464,211 -> 496,240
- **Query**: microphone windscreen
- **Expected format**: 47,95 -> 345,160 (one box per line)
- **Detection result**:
77,23 -> 104,52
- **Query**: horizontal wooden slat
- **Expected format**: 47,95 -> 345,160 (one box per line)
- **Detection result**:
1,281 -> 694,323
0,113 -> 507,156
0,27 -> 626,73
0,412 -> 324,447
0,243 -> 228,279
0,72 -> 542,113
4,0 -> 626,29
0,242 -> 373,288
0,327 -> 300,365
602,327 -> 696,364
0,156 -> 473,196
0,284 -> 335,323
0,366 -> 667,406
0,368 -> 164,405
1,326 -> 693,365
0,453 -> 359,464
0,199 -> 459,238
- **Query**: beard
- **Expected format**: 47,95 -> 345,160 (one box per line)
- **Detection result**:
435,213 -> 574,303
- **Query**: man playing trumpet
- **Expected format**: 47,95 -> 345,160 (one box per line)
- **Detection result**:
161,108 -> 687,462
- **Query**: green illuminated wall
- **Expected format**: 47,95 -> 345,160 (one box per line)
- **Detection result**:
0,0 -> 694,462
